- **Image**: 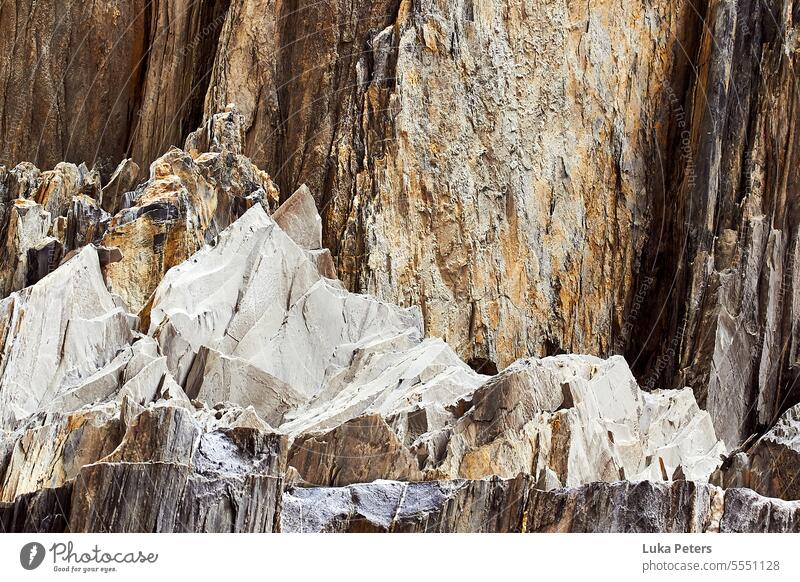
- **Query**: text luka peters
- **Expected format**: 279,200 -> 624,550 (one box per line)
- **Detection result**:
643,543 -> 712,554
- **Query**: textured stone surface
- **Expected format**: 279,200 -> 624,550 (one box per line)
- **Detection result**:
102,116 -> 279,313
0,1 -> 147,174
272,185 -> 323,251
433,355 -> 726,485
713,403 -> 800,501
632,0 -> 800,449
1,403 -> 287,533
2,1 -> 800,532
0,247 -> 135,430
148,203 -> 424,396
282,477 -> 800,533
3,2 -> 799,453
68,405 -> 286,533
287,353 -> 724,487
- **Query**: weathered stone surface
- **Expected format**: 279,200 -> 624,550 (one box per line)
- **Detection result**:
713,403 -> 800,501
147,204 -> 322,385
633,0 -> 800,449
282,476 -> 530,533
0,161 -> 116,296
0,404 -> 121,502
185,346 -> 304,428
2,0 -> 799,532
148,204 -> 423,398
3,2 -> 798,455
289,415 -> 424,487
286,353 -> 724,488
282,333 -> 484,436
101,128 -> 278,312
0,484 -> 72,534
0,199 -> 51,297
528,481 -> 794,533
0,1 -> 147,173
525,480 -> 721,533
126,1 -> 232,170
101,159 -> 141,216
331,0 -> 692,373
272,185 -> 323,250
719,487 -> 800,533
68,404 -> 287,533
282,477 -> 800,533
0,247 -> 135,430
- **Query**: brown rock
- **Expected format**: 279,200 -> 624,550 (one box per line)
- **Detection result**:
289,415 -> 423,487
0,1 -> 148,174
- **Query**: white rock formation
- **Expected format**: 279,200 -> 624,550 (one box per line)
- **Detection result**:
149,204 -> 425,401
0,246 -> 135,430
430,355 -> 726,486
0,175 -> 728,517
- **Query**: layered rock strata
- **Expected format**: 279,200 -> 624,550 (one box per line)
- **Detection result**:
3,1 -> 799,456
0,153 -> 770,533
283,478 -> 800,533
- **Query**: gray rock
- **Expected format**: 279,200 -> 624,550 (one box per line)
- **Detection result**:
713,403 -> 800,500
0,246 -> 135,430
282,477 -> 800,533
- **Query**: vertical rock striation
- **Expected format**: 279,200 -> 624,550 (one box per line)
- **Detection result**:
635,0 -> 800,448
2,0 -> 800,534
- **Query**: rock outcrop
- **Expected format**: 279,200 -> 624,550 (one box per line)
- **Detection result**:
287,353 -> 725,488
0,247 -> 135,430
282,477 -> 800,533
0,164 -> 747,533
3,1 -> 799,454
713,402 -> 800,500
2,0 -> 800,532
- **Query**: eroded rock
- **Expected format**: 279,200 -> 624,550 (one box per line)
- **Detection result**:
282,477 -> 800,533
713,403 -> 800,501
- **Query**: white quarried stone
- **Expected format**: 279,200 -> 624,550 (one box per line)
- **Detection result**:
0,246 -> 134,430
148,204 -> 424,402
148,204 -> 320,385
430,355 -> 726,487
281,331 -> 486,436
185,346 -> 305,427
235,279 -> 423,399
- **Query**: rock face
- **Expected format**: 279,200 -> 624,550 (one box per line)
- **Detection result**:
0,166 -> 754,533
713,403 -> 800,501
0,247 -> 134,430
1,402 -> 287,533
287,354 -> 725,488
0,1 -> 148,174
282,477 -> 800,533
632,0 -> 800,451
2,1 -> 800,534
430,355 -> 725,485
69,405 -> 286,533
3,1 -> 799,453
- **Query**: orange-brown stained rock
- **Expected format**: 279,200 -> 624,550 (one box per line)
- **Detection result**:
289,415 -> 423,487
